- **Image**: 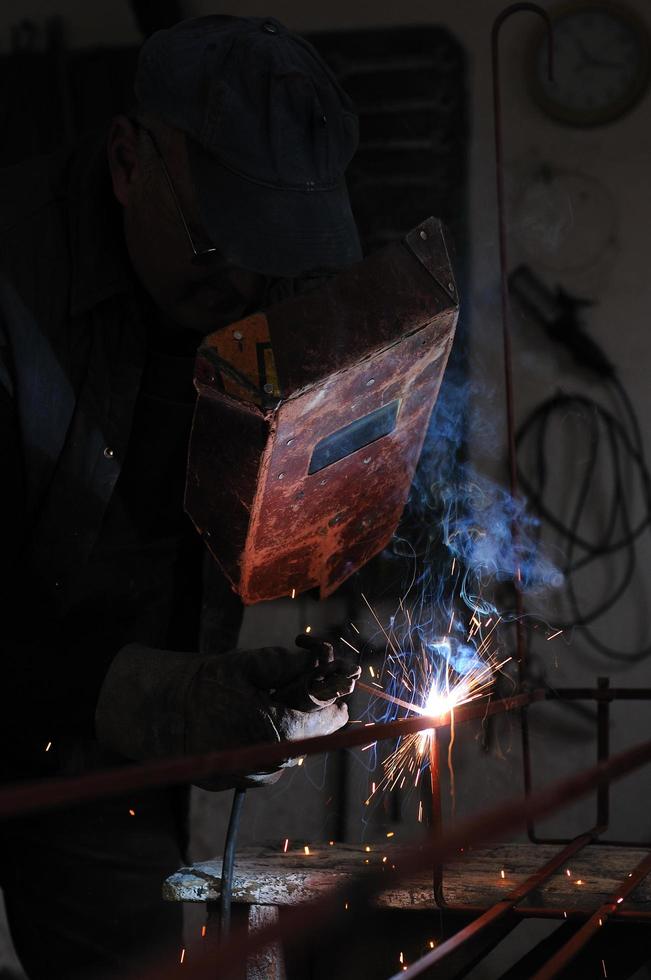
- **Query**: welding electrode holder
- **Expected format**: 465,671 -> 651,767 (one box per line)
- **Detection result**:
271,633 -> 361,712
508,264 -> 614,379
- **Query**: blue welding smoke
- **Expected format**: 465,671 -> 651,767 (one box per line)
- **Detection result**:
357,369 -> 564,795
426,638 -> 484,676
403,369 -> 563,617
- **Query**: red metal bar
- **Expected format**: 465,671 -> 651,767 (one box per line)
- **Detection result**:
141,734 -> 651,980
0,690 -> 542,821
492,2 -> 553,670
492,1 -> 553,508
395,833 -> 595,979
421,905 -> 651,924
531,850 -> 651,979
430,730 -> 445,906
491,4 -> 554,850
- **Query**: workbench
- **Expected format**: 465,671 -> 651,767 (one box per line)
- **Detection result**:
164,841 -> 651,978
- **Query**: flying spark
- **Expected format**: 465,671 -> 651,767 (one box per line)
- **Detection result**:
358,609 -> 507,805
339,636 -> 359,655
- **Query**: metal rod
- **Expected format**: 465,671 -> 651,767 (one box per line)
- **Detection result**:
395,832 -> 594,979
490,3 -> 554,849
531,850 -> 651,979
430,730 -> 445,905
491,1 -> 553,681
596,677 -> 610,827
546,687 -> 651,700
492,1 -> 553,500
196,734 -> 651,980
0,690 -> 543,820
219,787 -> 246,942
527,678 -> 617,843
440,905 -> 651,923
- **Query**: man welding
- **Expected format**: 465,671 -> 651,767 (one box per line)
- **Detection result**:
0,16 -> 362,978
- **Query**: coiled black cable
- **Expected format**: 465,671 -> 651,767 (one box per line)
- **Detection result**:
516,374 -> 651,661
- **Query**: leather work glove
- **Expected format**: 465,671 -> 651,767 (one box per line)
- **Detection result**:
95,634 -> 360,790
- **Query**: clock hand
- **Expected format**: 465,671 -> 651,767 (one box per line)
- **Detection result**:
569,30 -> 625,70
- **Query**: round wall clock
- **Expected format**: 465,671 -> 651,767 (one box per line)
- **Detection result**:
529,2 -> 651,126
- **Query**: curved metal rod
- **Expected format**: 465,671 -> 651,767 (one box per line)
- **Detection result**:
491,2 -> 553,834
492,3 -> 553,503
491,1 -> 554,664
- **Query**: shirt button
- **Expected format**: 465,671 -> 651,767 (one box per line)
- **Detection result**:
103,446 -> 115,459
263,21 -> 278,33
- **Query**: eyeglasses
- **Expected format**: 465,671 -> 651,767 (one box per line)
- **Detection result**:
134,121 -> 220,267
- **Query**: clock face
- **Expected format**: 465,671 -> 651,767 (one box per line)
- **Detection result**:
532,3 -> 650,125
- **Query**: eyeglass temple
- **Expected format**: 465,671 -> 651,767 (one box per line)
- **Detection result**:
134,121 -> 218,262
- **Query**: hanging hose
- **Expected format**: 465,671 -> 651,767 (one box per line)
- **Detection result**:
218,786 -> 247,940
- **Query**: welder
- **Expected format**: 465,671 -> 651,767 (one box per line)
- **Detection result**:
0,16 -> 362,978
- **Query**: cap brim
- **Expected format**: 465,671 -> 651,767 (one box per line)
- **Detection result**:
188,142 -> 362,278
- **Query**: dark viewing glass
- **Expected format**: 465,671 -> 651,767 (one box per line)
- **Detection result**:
308,400 -> 400,475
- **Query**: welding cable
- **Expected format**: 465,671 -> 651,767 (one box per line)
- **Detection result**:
516,377 -> 651,661
218,787 -> 247,940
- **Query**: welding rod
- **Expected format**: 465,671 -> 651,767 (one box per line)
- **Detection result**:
355,679 -> 421,714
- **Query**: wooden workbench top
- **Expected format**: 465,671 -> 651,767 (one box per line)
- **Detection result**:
163,841 -> 651,912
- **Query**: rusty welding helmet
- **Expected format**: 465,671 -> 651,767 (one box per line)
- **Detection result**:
185,217 -> 459,604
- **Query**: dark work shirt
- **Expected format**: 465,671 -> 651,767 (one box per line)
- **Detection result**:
60,329 -> 204,669
0,138 -> 243,778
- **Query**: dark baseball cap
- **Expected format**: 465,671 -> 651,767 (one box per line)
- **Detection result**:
134,15 -> 362,277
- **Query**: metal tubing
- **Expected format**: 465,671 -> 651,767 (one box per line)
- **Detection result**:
531,850 -> 651,979
0,690 -> 542,821
395,833 -> 594,979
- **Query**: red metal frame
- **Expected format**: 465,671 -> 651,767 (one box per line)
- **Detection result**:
1,683 -> 651,979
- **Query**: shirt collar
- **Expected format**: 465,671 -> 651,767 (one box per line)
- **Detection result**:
68,133 -> 132,317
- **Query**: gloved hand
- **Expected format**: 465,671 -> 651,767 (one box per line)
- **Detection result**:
95,635 -> 360,790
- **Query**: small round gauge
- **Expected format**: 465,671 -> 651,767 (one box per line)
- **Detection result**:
530,2 -> 651,126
